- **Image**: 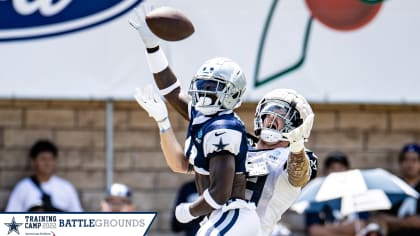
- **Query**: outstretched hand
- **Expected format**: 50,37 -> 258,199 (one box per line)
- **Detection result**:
283,114 -> 314,153
128,2 -> 159,49
134,85 -> 168,123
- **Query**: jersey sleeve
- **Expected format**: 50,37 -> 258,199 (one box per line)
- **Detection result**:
202,128 -> 243,157
305,149 -> 319,180
188,101 -> 193,120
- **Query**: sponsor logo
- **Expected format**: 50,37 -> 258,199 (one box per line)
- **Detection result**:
215,131 -> 226,136
0,0 -> 143,41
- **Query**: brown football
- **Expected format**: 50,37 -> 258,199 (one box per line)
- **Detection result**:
145,6 -> 195,41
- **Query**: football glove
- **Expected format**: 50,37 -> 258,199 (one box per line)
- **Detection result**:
134,85 -> 170,132
283,113 -> 314,153
128,3 -> 159,49
175,202 -> 197,223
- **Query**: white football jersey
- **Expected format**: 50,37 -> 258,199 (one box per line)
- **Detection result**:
246,147 -> 316,236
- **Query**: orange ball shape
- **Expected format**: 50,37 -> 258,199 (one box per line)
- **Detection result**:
305,0 -> 383,31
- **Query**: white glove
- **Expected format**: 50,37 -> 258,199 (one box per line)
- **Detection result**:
128,3 -> 159,49
134,85 -> 170,132
283,114 -> 314,153
175,202 -> 197,223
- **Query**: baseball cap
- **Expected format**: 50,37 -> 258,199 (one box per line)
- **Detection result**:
360,223 -> 383,236
106,183 -> 132,202
398,143 -> 420,162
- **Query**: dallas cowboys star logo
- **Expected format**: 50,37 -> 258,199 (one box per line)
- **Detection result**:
4,217 -> 23,235
213,138 -> 228,151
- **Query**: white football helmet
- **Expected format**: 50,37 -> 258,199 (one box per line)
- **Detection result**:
188,57 -> 246,115
254,89 -> 313,143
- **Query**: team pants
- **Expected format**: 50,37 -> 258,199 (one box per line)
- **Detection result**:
197,199 -> 261,236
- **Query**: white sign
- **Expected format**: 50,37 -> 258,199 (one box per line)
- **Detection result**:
0,0 -> 419,103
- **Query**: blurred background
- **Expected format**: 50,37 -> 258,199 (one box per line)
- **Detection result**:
0,0 -> 419,235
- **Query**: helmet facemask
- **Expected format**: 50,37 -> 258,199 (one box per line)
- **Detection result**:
188,57 -> 246,116
189,77 -> 231,115
255,100 -> 301,143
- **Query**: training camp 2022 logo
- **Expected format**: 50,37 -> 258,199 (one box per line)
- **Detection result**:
2,213 -> 156,236
0,0 -> 144,42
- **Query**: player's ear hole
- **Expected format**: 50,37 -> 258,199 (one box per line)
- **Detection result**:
232,92 -> 240,99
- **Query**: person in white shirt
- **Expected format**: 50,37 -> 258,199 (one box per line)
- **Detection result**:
5,139 -> 83,212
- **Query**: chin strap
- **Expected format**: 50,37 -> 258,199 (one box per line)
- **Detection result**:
260,129 -> 287,143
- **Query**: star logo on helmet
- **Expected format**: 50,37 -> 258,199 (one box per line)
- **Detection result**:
213,138 -> 228,151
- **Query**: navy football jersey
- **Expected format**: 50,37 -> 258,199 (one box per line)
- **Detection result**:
184,106 -> 249,175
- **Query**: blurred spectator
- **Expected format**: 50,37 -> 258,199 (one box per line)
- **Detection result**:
171,180 -> 203,236
100,183 -> 135,212
323,151 -> 350,175
372,143 -> 420,236
5,139 -> 83,212
305,151 -> 368,236
359,223 -> 383,236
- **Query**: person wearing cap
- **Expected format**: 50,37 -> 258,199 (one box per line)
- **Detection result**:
305,151 -> 369,236
372,143 -> 420,236
100,183 -> 136,212
359,223 -> 383,236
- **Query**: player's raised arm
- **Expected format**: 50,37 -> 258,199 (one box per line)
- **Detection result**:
134,86 -> 190,173
284,113 -> 314,187
282,92 -> 315,187
129,5 -> 190,120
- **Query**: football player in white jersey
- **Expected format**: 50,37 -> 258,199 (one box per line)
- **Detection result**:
245,88 -> 318,236
130,7 -> 260,236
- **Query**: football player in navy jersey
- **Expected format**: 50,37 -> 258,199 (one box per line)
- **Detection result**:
129,6 -> 317,235
136,85 -> 318,236
130,8 -> 260,235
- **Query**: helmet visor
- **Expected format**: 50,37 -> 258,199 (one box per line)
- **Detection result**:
259,101 -> 298,132
192,78 -> 226,93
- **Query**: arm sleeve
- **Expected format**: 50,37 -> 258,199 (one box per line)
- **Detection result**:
305,149 -> 319,180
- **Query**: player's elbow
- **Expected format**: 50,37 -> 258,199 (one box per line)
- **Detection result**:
169,160 -> 190,174
209,188 -> 232,205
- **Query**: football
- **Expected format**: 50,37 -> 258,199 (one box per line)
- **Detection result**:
145,6 -> 195,41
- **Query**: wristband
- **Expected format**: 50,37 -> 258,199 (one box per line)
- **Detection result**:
289,139 -> 305,153
159,80 -> 181,96
158,117 -> 171,133
175,203 -> 197,223
145,48 -> 169,73
203,189 -> 222,209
